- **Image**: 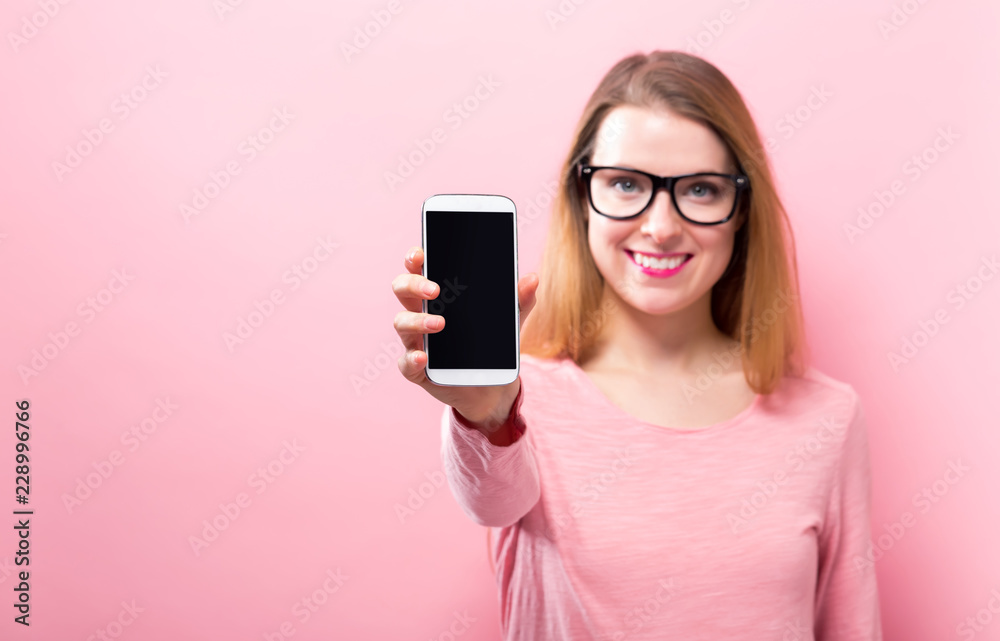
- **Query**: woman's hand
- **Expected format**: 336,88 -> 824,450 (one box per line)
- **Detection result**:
392,246 -> 539,433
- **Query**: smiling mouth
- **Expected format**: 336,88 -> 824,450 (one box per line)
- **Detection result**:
626,250 -> 692,271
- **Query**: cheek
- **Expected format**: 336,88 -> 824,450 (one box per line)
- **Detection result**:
588,221 -> 630,258
695,232 -> 736,274
588,228 -> 619,276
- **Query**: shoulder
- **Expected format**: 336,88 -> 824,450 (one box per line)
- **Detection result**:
776,365 -> 863,421
772,368 -> 874,514
520,352 -> 569,375
772,367 -> 871,471
518,352 -> 579,399
763,366 -> 868,459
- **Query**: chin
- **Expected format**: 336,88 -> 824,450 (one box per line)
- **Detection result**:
622,293 -> 690,316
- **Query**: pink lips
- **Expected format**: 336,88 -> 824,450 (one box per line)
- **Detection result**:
626,250 -> 692,278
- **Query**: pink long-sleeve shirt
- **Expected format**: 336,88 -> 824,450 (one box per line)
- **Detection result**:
439,353 -> 882,640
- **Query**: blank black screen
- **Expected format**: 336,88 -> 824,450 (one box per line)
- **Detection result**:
425,210 -> 516,369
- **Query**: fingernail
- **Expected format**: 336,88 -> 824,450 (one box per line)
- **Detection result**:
407,249 -> 417,262
422,282 -> 437,296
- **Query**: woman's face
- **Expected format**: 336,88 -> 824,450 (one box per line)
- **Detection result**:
585,104 -> 745,317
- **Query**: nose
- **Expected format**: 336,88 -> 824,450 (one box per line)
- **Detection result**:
640,188 -> 685,243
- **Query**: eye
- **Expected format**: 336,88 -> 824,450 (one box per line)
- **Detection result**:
592,168 -> 649,199
686,181 -> 721,199
611,178 -> 638,193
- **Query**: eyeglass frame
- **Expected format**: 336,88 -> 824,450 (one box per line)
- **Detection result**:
578,163 -> 751,225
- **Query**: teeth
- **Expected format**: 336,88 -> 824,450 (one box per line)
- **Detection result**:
632,251 -> 688,270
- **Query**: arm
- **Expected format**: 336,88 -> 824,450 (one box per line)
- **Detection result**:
439,381 -> 541,528
814,393 -> 884,640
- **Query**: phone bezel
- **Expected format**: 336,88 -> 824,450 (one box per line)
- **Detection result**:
421,193 -> 519,387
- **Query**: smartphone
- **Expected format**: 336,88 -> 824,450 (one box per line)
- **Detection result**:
421,194 -> 519,386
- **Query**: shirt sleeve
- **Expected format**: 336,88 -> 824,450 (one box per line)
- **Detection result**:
813,392 -> 884,640
439,381 -> 541,528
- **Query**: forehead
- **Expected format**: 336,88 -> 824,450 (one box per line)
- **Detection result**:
591,104 -> 733,174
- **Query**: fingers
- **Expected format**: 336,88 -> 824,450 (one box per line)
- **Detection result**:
393,246 -> 441,349
394,308 -> 444,351
394,309 -> 444,337
395,248 -> 537,386
393,245 -> 439,314
519,272 -> 539,299
518,273 -> 539,330
517,273 -> 538,310
392,272 -> 440,314
394,246 -> 446,373
404,246 -> 423,273
397,347 -> 429,384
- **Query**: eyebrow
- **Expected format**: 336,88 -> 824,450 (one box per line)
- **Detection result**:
603,164 -> 733,175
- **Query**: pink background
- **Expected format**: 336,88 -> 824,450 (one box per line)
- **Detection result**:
2,1 -> 999,639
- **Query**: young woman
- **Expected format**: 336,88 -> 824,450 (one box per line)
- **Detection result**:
392,50 -> 882,640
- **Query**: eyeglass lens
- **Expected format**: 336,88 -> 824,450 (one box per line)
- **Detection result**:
589,168 -> 739,222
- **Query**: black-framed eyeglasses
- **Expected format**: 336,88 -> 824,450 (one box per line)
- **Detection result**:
579,164 -> 750,225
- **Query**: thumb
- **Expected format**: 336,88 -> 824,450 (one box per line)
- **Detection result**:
518,273 -> 539,330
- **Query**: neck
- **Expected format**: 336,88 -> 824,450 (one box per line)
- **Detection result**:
581,280 -> 737,377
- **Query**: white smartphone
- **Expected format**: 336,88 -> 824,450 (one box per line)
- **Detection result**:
421,194 -> 519,386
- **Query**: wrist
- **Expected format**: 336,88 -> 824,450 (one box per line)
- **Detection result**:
455,381 -> 524,436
